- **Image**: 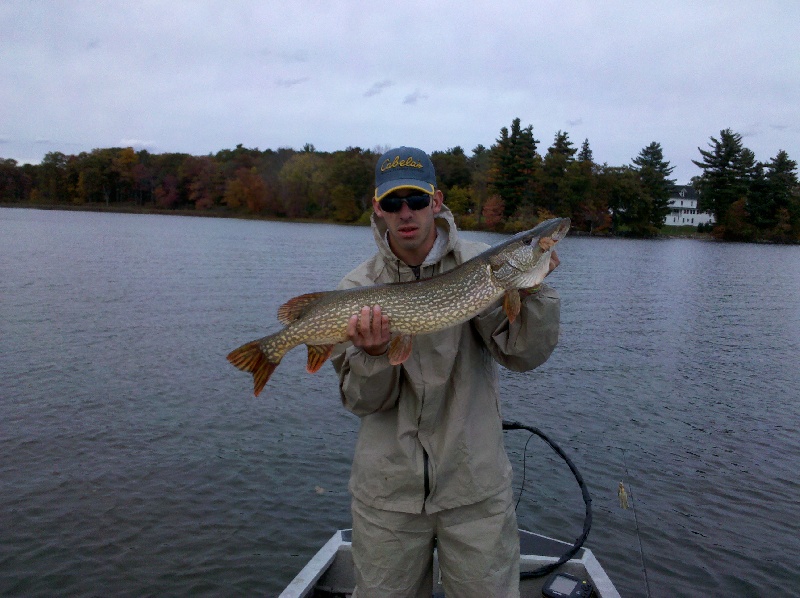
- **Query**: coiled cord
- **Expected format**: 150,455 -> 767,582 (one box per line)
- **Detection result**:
502,420 -> 593,579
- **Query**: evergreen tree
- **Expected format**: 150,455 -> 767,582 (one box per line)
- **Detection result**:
571,139 -> 599,231
469,144 -> 491,224
746,163 -> 772,229
600,166 -> 652,236
632,141 -> 676,229
766,150 -> 798,212
490,118 -> 538,218
577,138 -> 593,163
541,130 -> 577,214
692,129 -> 754,224
749,150 -> 800,239
430,146 -> 472,193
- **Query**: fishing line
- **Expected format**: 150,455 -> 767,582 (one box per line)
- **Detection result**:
502,420 -> 593,579
620,447 -> 652,598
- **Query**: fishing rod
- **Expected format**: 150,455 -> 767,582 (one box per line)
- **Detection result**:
502,420 -> 593,579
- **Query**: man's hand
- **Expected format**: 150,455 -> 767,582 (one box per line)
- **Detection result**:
548,250 -> 560,275
347,305 -> 391,356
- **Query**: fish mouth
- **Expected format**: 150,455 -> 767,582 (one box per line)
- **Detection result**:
528,217 -> 570,244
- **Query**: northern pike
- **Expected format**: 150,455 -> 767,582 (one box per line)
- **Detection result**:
228,217 -> 570,396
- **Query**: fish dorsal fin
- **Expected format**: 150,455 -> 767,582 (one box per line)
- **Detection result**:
388,334 -> 414,365
306,344 -> 335,373
277,292 -> 329,325
503,289 -> 521,324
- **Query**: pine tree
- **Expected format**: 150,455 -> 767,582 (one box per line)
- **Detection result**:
577,138 -> 593,163
541,131 -> 577,214
632,141 -> 676,229
750,150 -> 800,239
490,118 -> 538,218
692,129 -> 754,224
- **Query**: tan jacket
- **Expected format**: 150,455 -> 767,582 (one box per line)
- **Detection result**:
332,206 -> 560,514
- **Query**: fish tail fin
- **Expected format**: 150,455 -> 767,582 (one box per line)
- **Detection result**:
227,341 -> 280,397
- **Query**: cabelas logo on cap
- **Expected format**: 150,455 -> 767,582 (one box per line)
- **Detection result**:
375,146 -> 437,201
381,155 -> 424,172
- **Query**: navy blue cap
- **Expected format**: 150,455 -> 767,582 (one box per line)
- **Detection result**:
375,146 -> 436,201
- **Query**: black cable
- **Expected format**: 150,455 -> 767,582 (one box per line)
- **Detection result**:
502,420 -> 593,579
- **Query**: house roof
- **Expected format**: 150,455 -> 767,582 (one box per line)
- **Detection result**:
670,185 -> 697,200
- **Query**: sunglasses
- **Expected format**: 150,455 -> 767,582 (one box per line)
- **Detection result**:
378,194 -> 432,213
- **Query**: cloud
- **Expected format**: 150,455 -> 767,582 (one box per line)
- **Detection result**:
364,80 -> 393,97
402,90 -> 428,105
739,123 -> 762,138
275,77 -> 310,88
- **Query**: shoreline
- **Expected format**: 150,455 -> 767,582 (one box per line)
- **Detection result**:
2,201 -> 718,241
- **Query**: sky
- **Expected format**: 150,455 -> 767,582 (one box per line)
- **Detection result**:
1,1 -> 798,184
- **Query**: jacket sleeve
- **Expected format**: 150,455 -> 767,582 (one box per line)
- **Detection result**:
330,345 -> 402,416
329,273 -> 402,417
471,284 -> 561,372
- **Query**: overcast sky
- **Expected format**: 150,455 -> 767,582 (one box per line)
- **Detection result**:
2,1 -> 798,183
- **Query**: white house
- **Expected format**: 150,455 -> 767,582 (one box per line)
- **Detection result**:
665,185 -> 715,227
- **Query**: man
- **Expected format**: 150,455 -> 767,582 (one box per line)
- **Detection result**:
331,147 -> 561,597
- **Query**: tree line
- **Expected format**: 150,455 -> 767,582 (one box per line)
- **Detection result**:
1,120 -> 797,241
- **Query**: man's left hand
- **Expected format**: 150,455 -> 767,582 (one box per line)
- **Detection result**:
548,250 -> 560,274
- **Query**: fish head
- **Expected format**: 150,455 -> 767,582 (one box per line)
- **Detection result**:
489,217 -> 570,289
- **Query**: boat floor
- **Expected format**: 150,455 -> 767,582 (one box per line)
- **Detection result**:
282,529 -> 620,598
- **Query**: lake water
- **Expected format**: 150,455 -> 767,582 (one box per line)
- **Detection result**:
1,207 -> 798,597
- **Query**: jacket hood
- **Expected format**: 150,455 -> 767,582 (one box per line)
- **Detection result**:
370,204 -> 460,270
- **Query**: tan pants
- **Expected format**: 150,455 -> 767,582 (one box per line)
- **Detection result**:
351,487 -> 520,598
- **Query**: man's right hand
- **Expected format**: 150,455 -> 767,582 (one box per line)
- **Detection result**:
347,305 -> 391,356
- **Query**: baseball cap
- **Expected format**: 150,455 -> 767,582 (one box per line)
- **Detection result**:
375,146 -> 437,201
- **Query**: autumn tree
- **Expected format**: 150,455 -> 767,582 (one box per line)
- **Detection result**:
179,155 -> 222,210
481,194 -> 505,230
328,147 -> 374,221
223,167 -> 268,213
278,152 -> 329,218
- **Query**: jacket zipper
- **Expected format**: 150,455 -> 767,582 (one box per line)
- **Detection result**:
401,261 -> 430,504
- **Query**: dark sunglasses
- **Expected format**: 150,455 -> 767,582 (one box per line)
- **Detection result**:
378,194 -> 432,213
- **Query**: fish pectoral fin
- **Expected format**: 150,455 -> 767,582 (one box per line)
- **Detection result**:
388,334 -> 413,365
503,289 -> 521,324
488,253 -> 506,271
277,292 -> 330,325
306,344 -> 335,373
227,341 -> 279,397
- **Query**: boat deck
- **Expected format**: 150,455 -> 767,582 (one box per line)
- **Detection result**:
281,529 -> 620,598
